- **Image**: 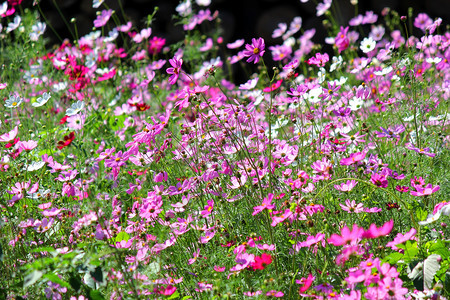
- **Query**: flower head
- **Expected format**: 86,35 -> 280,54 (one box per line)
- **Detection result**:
166,57 -> 183,85
243,38 -> 265,64
5,95 -> 23,108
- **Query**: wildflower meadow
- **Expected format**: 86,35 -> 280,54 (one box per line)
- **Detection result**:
1,0 -> 450,299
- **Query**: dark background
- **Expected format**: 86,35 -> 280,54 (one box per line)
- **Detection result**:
32,0 -> 449,47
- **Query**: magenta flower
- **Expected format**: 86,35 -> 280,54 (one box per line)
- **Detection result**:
200,199 -> 214,217
199,229 -> 215,244
406,144 -> 436,157
410,183 -> 440,196
371,172 -> 388,188
166,57 -> 183,85
340,151 -> 366,166
327,224 -> 363,246
386,228 -> 417,250
252,193 -> 276,216
307,52 -> 329,67
320,81 -> 340,101
335,26 -> 349,53
395,185 -> 409,193
266,290 -> 284,298
362,219 -> 393,239
93,9 -> 113,28
243,37 -> 265,64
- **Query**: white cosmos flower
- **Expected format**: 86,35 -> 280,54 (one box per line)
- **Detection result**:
66,101 -> 85,116
419,204 -> 450,225
360,37 -> 376,53
27,161 -> 45,171
29,22 -> 46,41
374,66 -> 393,76
93,0 -> 105,8
52,82 -> 67,92
32,92 -> 51,107
5,95 -> 23,108
6,15 -> 21,33
0,2 -> 7,15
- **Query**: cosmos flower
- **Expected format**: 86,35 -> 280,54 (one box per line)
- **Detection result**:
243,37 -> 265,64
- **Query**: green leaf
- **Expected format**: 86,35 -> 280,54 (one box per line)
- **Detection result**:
403,241 -> 419,262
167,291 -> 180,299
89,290 -> 105,300
429,240 -> 450,258
416,207 -> 428,221
115,231 -> 130,243
23,270 -> 43,288
384,252 -> 403,264
43,273 -> 71,288
31,246 -> 55,253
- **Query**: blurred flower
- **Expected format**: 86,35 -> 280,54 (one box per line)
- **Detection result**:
66,101 -> 85,116
93,9 -> 113,27
29,22 -> 46,41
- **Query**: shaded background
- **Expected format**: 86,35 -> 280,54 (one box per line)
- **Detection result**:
34,0 -> 449,46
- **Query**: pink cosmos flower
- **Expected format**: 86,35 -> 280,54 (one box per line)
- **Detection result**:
0,126 -> 18,142
340,132 -> 366,146
414,13 -> 433,32
340,151 -> 366,166
297,273 -> 315,293
188,249 -> 201,265
226,39 -> 245,49
195,282 -> 213,293
199,229 -> 215,244
410,183 -> 440,196
327,224 -> 363,246
230,252 -> 255,272
386,228 -> 417,250
334,180 -> 357,192
166,57 -> 183,85
18,140 -> 38,151
362,219 -> 393,239
320,81 -> 340,101
340,199 -> 364,213
406,144 -> 436,157
214,266 -> 226,272
93,9 -> 113,28
307,52 -> 329,67
243,37 -> 265,64
200,199 -> 214,217
243,291 -> 263,297
252,193 -> 276,216
335,26 -> 349,53
266,290 -> 284,298
370,172 -> 388,188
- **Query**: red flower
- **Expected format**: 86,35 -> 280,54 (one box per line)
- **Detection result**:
5,137 -> 19,149
59,115 -> 69,125
57,132 -> 75,150
134,103 -> 151,111
263,80 -> 282,93
298,273 -> 314,293
251,253 -> 272,270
